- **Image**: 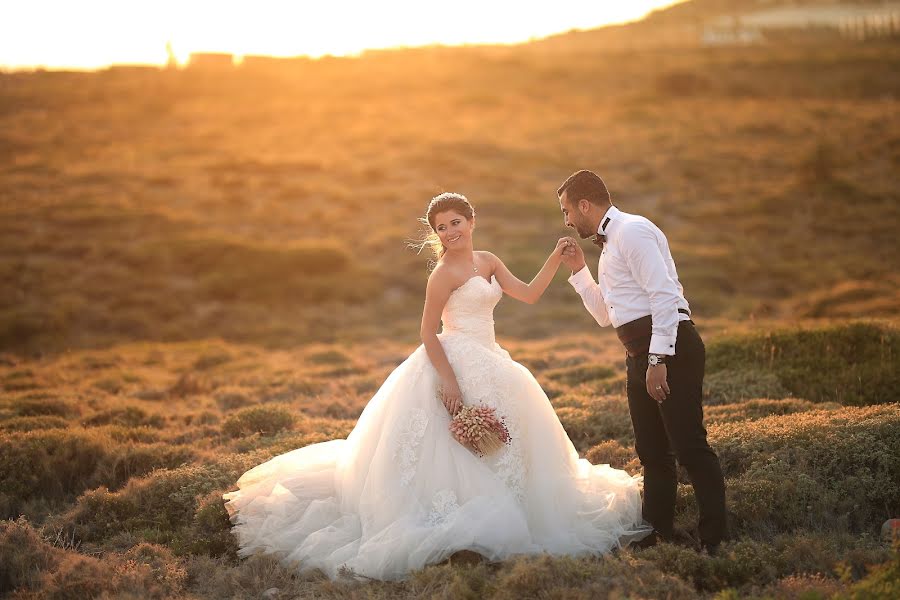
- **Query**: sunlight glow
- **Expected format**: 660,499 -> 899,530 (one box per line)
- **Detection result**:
1,1 -> 684,70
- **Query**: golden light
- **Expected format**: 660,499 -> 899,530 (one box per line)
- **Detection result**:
1,0 -> 685,70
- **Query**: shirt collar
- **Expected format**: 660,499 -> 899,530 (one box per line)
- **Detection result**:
597,205 -> 620,236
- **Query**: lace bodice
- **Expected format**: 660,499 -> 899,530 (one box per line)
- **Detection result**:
440,275 -> 502,347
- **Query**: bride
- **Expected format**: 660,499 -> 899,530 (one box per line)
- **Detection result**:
223,192 -> 651,580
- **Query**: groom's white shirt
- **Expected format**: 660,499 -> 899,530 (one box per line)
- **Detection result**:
568,205 -> 691,356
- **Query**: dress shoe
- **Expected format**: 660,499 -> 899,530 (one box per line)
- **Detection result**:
701,541 -> 721,557
629,530 -> 660,550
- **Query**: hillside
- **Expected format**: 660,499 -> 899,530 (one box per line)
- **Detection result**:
2,28 -> 899,357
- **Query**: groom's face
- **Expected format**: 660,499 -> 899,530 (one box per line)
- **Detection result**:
559,191 -> 594,239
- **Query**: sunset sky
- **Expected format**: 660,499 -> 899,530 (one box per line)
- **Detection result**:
1,0 -> 683,70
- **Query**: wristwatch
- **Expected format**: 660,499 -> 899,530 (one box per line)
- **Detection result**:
648,353 -> 667,367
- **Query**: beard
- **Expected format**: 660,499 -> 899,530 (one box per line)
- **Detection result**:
571,219 -> 594,239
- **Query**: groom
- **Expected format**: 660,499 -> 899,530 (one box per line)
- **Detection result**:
556,169 -> 727,554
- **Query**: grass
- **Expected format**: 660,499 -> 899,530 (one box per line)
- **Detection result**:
1,6 -> 899,596
0,321 -> 897,597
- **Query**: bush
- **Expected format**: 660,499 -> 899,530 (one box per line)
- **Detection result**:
49,453 -> 261,552
83,405 -> 166,428
555,396 -> 634,450
585,440 -> 638,471
221,404 -> 295,438
709,404 -> 900,535
544,364 -> 616,386
706,322 -> 900,406
704,398 -> 840,424
641,532 -> 889,594
0,517 -> 59,594
842,541 -> 900,599
0,429 -> 110,519
0,429 -> 196,519
704,369 -> 791,405
0,518 -> 188,598
214,386 -> 253,410
488,553 -> 695,599
2,396 -> 79,418
0,415 -> 69,431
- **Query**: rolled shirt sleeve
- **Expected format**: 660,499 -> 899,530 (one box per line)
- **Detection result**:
621,223 -> 681,355
568,265 -> 611,328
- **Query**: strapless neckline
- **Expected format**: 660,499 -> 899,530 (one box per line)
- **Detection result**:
452,274 -> 497,297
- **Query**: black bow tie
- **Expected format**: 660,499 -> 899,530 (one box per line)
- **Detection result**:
592,233 -> 607,248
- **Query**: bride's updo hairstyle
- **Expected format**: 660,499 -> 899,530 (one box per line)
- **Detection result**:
416,192 -> 476,261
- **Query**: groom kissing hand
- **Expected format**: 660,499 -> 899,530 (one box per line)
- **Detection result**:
556,169 -> 727,555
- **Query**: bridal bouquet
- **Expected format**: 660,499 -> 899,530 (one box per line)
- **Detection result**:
449,405 -> 510,457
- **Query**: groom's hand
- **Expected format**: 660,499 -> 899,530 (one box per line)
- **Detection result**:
646,364 -> 670,403
561,237 -> 585,274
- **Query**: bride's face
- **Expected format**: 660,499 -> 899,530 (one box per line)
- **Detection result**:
433,210 -> 474,251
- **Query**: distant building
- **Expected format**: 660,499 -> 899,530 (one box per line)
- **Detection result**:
240,55 -> 310,69
702,3 -> 900,46
188,52 -> 234,69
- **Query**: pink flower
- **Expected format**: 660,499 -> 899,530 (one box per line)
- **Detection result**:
449,405 -> 510,457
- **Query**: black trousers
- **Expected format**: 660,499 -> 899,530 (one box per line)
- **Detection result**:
624,320 -> 727,546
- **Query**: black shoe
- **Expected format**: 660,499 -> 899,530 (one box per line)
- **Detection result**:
670,527 -> 701,551
700,541 -> 721,557
630,530 -> 660,550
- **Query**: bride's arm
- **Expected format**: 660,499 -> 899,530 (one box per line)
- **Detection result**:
420,267 -> 463,415
488,239 -> 568,304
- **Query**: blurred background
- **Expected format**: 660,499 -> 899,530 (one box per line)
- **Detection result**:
2,0 -> 898,357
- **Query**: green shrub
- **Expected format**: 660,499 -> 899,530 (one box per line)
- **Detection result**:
842,541 -> 900,599
174,491 -> 239,558
0,429 -> 110,519
221,404 -> 295,437
706,322 -> 900,406
0,517 -> 59,594
214,387 -> 253,410
50,453 -> 261,551
0,415 -> 69,431
0,429 -> 195,519
704,369 -> 791,405
3,396 -> 79,418
95,442 -> 196,490
489,553 -> 696,600
83,405 -> 166,428
705,398 -> 840,424
556,396 -> 634,450
0,518 -> 188,599
642,532 -> 888,594
544,364 -> 616,386
585,440 -> 638,471
709,404 -> 900,535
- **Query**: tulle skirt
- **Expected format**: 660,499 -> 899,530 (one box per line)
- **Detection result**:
223,333 -> 650,581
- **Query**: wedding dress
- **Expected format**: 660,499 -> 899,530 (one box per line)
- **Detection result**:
223,274 -> 650,581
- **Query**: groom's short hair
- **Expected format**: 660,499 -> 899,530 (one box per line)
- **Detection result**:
557,170 -> 611,206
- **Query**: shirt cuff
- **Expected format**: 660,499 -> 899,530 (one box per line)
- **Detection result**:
649,334 -> 677,356
567,265 -> 593,291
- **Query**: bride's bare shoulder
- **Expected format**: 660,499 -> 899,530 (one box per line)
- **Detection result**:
426,263 -> 455,293
477,251 -> 504,273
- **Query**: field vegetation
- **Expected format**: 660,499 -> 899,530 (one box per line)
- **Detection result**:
2,1 -> 899,596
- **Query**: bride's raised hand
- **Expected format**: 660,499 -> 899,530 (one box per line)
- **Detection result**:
553,237 -> 572,264
440,380 -> 463,416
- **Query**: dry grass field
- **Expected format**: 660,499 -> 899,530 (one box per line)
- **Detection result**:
2,4 -> 900,597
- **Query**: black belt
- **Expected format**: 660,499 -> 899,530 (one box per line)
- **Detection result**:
615,309 -> 692,357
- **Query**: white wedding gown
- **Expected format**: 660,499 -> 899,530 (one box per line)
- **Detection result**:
223,274 -> 650,580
